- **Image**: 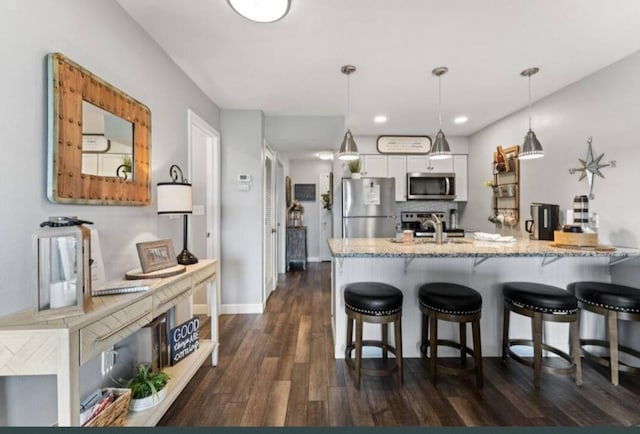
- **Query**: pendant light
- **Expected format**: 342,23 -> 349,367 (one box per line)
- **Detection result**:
519,67 -> 544,160
227,0 -> 290,23
338,65 -> 359,161
430,67 -> 452,160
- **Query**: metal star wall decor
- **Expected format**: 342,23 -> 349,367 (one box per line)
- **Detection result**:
568,136 -> 616,199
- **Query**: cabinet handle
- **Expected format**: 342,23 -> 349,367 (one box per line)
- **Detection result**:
95,311 -> 150,342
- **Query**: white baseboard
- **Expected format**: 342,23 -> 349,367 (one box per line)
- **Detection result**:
220,303 -> 264,314
307,256 -> 321,262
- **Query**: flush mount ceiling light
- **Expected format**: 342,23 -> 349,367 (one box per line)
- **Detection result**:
227,0 -> 290,23
430,66 -> 452,160
519,67 -> 544,160
374,115 -> 388,124
317,151 -> 334,160
454,116 -> 468,124
338,65 -> 359,161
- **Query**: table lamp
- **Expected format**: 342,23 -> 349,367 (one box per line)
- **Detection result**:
157,165 -> 198,265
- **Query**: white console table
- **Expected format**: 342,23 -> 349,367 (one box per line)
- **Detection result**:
0,259 -> 219,426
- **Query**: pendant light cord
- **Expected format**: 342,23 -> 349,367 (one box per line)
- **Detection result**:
346,72 -> 351,127
527,75 -> 532,130
438,75 -> 443,129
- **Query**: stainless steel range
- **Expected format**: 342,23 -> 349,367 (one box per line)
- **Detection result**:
400,211 -> 465,237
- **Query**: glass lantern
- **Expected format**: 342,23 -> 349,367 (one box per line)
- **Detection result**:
33,224 -> 91,319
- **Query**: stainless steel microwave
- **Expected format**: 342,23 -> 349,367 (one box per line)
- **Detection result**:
407,172 -> 456,200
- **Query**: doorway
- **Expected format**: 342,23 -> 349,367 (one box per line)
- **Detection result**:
263,142 -> 277,307
187,109 -> 221,316
319,172 -> 333,261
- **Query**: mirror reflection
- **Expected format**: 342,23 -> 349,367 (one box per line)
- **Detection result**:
81,101 -> 134,179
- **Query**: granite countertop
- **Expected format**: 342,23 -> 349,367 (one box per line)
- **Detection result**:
328,237 -> 640,258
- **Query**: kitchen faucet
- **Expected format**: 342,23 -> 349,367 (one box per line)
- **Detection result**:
422,215 -> 444,245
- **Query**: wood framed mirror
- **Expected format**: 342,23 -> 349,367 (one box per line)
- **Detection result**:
47,53 -> 151,205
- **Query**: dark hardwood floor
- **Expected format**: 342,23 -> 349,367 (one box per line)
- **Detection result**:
159,262 -> 640,427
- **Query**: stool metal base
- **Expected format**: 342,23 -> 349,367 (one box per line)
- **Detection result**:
420,309 -> 483,388
345,308 -> 403,390
502,299 -> 582,387
345,340 -> 400,377
504,339 -> 577,377
577,301 -> 640,385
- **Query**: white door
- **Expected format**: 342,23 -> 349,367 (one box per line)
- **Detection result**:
276,160 -> 286,274
319,172 -> 332,261
188,110 -> 221,316
263,143 -> 277,306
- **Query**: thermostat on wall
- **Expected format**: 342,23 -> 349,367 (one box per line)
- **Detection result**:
238,174 -> 251,182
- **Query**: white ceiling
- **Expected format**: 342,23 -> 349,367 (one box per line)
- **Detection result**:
118,0 -> 640,146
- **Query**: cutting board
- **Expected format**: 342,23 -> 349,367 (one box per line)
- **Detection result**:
550,243 -> 615,252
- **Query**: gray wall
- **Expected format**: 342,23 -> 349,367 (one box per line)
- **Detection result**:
0,0 -> 219,425
264,115 -> 344,151
464,49 -> 640,248
289,160 -> 333,260
219,110 -> 264,311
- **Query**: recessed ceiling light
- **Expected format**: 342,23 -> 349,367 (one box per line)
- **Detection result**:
374,115 -> 387,124
227,0 -> 290,23
454,116 -> 468,124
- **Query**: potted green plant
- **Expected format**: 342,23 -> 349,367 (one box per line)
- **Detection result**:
321,191 -> 332,212
348,159 -> 361,178
126,364 -> 170,412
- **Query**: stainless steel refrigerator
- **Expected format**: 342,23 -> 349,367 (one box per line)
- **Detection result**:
342,177 -> 396,238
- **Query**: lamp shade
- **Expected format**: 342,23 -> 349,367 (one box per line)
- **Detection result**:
429,129 -> 452,160
338,129 -> 359,161
157,183 -> 193,215
519,129 -> 544,160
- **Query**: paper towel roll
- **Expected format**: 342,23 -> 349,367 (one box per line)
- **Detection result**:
565,210 -> 574,225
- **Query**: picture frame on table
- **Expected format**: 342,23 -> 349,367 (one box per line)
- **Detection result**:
136,239 -> 178,273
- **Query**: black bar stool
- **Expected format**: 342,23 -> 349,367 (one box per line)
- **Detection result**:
418,282 -> 483,388
568,281 -> 640,385
502,282 -> 582,387
344,282 -> 403,390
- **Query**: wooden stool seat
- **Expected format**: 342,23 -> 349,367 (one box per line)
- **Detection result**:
502,282 -> 582,387
344,282 -> 403,390
419,282 -> 483,388
568,281 -> 640,385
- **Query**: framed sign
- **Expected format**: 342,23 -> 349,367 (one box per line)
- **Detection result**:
377,135 -> 432,154
169,317 -> 200,365
294,183 -> 316,202
82,134 -> 110,153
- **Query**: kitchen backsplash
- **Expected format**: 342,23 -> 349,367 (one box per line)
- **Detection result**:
395,201 -> 459,229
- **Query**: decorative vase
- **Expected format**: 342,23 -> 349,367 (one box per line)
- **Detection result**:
351,173 -> 361,179
129,387 -> 168,412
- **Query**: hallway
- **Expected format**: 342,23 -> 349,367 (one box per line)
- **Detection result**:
160,263 -> 640,426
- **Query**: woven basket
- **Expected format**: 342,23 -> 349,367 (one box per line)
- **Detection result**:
84,388 -> 131,427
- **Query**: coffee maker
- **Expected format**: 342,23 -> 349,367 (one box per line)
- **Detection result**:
525,203 -> 559,241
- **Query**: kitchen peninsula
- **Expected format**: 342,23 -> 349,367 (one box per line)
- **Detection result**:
328,237 -> 640,359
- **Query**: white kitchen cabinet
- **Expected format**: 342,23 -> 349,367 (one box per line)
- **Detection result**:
387,155 -> 407,201
406,155 -> 454,173
430,157 -> 455,173
453,154 -> 468,202
406,156 -> 429,173
361,154 -> 388,177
